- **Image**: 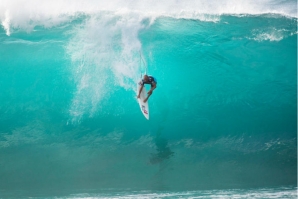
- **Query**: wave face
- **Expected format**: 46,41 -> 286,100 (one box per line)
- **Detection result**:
0,0 -> 297,197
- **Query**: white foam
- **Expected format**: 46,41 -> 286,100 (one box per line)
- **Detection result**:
1,10 -> 11,36
0,0 -> 297,35
67,13 -> 146,121
57,187 -> 298,198
248,28 -> 295,42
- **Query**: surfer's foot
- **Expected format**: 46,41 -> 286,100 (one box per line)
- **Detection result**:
143,99 -> 148,103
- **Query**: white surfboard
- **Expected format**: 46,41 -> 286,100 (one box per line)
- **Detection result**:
137,82 -> 149,120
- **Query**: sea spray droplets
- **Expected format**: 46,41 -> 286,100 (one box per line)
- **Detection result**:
248,27 -> 296,42
67,13 -> 149,122
112,13 -> 145,89
1,11 -> 11,36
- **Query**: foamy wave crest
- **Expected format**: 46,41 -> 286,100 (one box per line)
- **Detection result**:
67,13 -> 148,122
1,0 -> 297,35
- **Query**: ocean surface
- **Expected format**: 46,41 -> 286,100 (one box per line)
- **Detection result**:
0,0 -> 297,198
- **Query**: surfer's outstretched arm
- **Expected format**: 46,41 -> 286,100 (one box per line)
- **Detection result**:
148,82 -> 156,95
144,82 -> 156,103
144,93 -> 151,103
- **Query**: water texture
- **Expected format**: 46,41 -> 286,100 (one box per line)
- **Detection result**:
0,0 -> 297,198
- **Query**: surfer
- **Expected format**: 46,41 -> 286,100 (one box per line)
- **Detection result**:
137,74 -> 157,103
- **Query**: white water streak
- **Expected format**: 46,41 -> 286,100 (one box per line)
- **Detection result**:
67,14 -> 146,121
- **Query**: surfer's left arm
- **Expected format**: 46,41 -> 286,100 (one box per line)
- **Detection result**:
148,82 -> 157,95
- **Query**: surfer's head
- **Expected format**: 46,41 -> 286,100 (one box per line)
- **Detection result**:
143,75 -> 149,81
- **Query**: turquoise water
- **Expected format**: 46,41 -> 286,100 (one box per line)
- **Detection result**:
0,0 -> 297,198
